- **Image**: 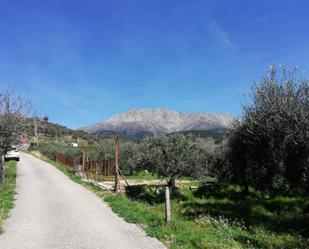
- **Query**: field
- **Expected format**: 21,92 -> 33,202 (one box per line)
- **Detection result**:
106,184 -> 309,249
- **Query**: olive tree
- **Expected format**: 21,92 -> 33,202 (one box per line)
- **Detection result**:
228,66 -> 309,194
141,133 -> 205,189
120,141 -> 145,175
209,138 -> 232,181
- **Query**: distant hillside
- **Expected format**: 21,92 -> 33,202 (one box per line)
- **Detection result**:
173,128 -> 229,143
81,108 -> 234,140
22,117 -> 91,141
92,129 -> 154,140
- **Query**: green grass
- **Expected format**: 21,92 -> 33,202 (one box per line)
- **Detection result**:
126,170 -> 159,180
121,185 -> 309,248
88,171 -> 160,182
177,181 -> 201,187
92,171 -> 159,181
0,161 -> 17,233
33,152 -> 309,248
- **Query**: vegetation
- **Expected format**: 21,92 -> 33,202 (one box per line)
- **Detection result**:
0,88 -> 31,154
143,134 -> 199,188
33,139 -> 116,162
116,134 -> 217,182
107,186 -> 309,249
0,161 -> 17,233
173,128 -> 228,143
22,116 -> 92,142
33,135 -> 218,183
93,129 -> 154,140
0,87 -> 31,183
225,67 -> 309,195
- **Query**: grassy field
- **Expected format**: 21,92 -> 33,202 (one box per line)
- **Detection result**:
88,170 -> 159,182
0,161 -> 17,233
33,152 -> 309,248
107,185 -> 309,249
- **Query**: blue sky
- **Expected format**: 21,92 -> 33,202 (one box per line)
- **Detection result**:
0,0 -> 308,129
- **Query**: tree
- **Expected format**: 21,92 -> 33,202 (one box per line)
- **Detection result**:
0,87 -> 32,183
42,116 -> 49,123
141,134 -> 204,189
228,66 -> 309,194
209,138 -> 232,182
120,141 -> 144,175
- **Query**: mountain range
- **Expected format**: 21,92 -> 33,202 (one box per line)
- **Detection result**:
81,108 -> 234,139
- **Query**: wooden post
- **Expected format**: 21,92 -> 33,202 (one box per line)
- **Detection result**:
90,160 -> 93,179
107,161 -> 109,177
86,155 -> 89,180
114,136 -> 120,193
34,118 -> 39,150
165,187 -> 171,224
103,161 -> 105,176
82,152 -> 86,180
96,162 -> 98,181
95,162 -> 97,181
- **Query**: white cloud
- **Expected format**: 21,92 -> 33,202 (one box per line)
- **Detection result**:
206,20 -> 236,50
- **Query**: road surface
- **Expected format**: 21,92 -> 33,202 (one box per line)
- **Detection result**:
0,153 -> 166,249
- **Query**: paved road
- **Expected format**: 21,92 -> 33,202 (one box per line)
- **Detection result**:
0,153 -> 166,249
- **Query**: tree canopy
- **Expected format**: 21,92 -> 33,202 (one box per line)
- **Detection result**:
228,67 -> 309,194
140,133 -> 208,188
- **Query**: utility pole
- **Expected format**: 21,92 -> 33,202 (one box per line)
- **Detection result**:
82,151 -> 86,180
114,135 -> 120,192
34,118 -> 38,150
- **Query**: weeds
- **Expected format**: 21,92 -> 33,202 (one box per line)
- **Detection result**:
0,161 -> 17,233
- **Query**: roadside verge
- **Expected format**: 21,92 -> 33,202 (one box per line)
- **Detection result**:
0,161 -> 17,233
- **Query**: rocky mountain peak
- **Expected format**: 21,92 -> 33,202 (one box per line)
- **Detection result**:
82,108 -> 234,139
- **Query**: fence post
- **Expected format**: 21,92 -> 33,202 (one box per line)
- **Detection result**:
114,136 -> 120,193
165,187 -> 171,224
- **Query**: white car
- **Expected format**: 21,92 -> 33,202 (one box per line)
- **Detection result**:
5,146 -> 20,161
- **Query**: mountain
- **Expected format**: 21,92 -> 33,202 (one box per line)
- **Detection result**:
81,108 -> 234,139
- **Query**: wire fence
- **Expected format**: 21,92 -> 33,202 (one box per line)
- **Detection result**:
55,152 -> 115,181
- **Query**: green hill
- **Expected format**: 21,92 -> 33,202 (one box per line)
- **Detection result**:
172,129 -> 229,143
22,117 -> 91,142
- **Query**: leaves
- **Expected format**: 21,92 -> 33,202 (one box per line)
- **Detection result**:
228,66 -> 309,194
